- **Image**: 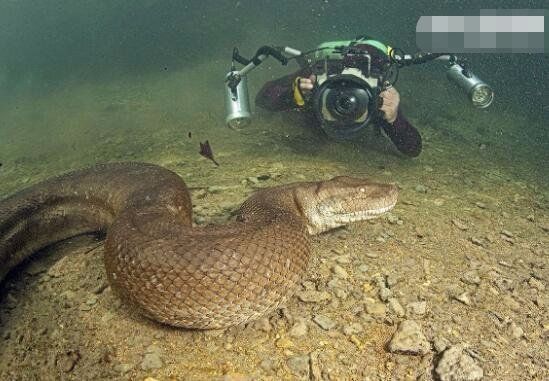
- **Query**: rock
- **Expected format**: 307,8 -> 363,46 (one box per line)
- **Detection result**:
379,287 -> 392,302
335,255 -> 351,264
455,292 -> 472,306
297,290 -> 331,303
275,337 -> 294,349
461,270 -> 481,285
433,336 -> 450,353
452,219 -> 469,231
313,314 -> 337,330
435,344 -> 483,381
332,265 -> 349,279
528,277 -> 545,291
289,320 -> 308,338
365,299 -> 386,316
141,345 -> 162,371
406,301 -> 427,316
56,350 -> 81,373
342,323 -> 363,336
114,363 -> 133,374
388,298 -> 405,317
509,322 -> 524,339
415,184 -> 428,193
253,317 -> 272,332
387,320 -> 430,355
287,355 -> 310,378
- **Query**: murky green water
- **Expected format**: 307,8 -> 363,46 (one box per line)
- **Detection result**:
0,1 -> 547,380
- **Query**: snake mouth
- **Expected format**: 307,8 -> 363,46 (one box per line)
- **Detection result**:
306,197 -> 398,235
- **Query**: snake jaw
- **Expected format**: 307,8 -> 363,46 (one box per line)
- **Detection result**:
300,177 -> 399,235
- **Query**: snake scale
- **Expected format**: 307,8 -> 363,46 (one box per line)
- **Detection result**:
0,162 -> 397,329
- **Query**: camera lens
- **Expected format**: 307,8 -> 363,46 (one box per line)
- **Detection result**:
335,94 -> 357,115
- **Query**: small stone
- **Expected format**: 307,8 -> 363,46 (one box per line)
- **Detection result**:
365,300 -> 387,316
406,301 -> 427,316
388,320 -> 430,355
332,265 -> 349,279
461,270 -> 481,285
301,280 -> 316,290
275,337 -> 294,349
475,201 -> 487,209
528,277 -> 545,291
388,298 -> 405,317
433,336 -> 450,353
455,292 -> 472,306
342,323 -> 363,336
364,251 -> 379,259
334,255 -> 351,264
297,290 -> 331,303
500,229 -> 514,238
289,320 -> 308,338
253,317 -> 272,332
386,274 -> 399,287
379,287 -> 392,302
286,355 -> 310,378
469,237 -> 486,247
509,322 -> 524,339
141,346 -> 162,371
313,315 -> 337,330
86,295 -> 98,306
358,264 -> 370,272
415,184 -> 428,193
259,358 -> 276,371
114,363 -> 133,374
525,214 -> 534,222
386,213 -> 399,224
435,344 -> 483,381
452,219 -> 469,231
56,351 -> 81,373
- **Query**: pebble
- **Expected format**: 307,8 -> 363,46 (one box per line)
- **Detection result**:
334,255 -> 351,264
286,355 -> 310,378
365,299 -> 387,316
509,322 -> 525,339
433,336 -> 450,353
415,184 -> 428,193
275,337 -> 294,349
297,290 -> 331,303
342,323 -> 363,336
455,292 -> 472,306
406,301 -> 427,316
114,363 -> 133,374
379,287 -> 393,302
388,298 -> 406,317
289,319 -> 308,338
253,317 -> 272,332
56,350 -> 81,373
452,219 -> 469,231
141,345 -> 163,371
461,270 -> 481,285
435,344 -> 483,381
387,320 -> 430,355
332,265 -> 349,279
528,277 -> 545,291
313,314 -> 337,330
474,201 -> 487,209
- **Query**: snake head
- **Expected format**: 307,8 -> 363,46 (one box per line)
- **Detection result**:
295,176 -> 399,235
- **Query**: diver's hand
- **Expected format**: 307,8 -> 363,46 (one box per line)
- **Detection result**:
298,74 -> 316,93
379,87 -> 400,123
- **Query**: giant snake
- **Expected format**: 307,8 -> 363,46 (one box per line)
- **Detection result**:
0,162 -> 397,329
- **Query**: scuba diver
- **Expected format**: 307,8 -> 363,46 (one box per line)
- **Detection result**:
225,36 -> 493,159
254,40 -> 423,157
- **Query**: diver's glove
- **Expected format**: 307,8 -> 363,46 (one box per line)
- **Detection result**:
292,77 -> 307,107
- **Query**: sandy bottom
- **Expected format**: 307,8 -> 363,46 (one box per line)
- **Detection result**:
0,69 -> 547,380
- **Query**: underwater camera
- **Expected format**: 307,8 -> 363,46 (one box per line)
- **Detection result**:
224,36 -> 494,138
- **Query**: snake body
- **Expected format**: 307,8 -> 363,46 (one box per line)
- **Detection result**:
0,163 -> 397,329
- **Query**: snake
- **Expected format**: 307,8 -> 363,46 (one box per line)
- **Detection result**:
0,162 -> 398,329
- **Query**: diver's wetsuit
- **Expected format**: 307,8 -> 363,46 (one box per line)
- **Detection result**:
254,45 -> 422,157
